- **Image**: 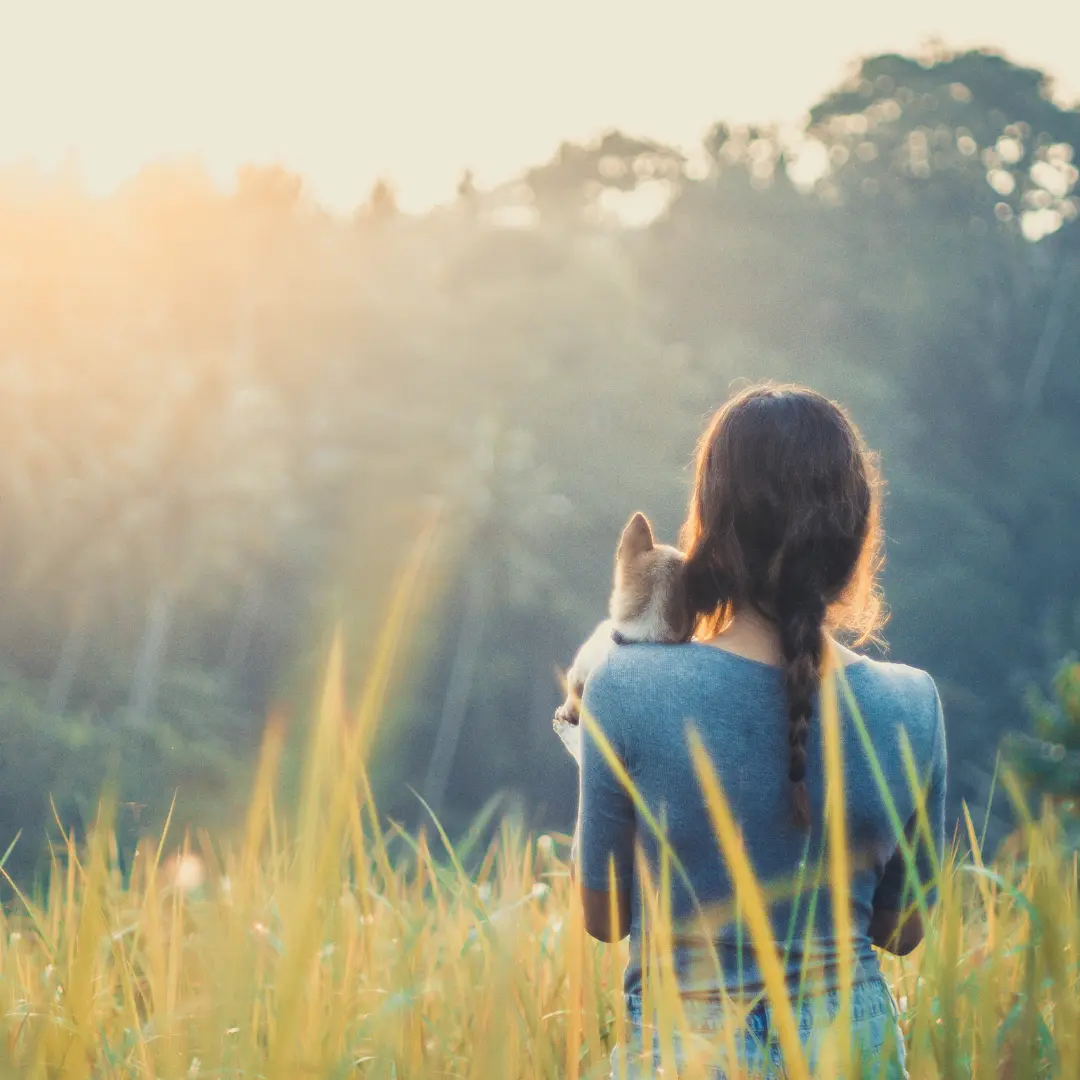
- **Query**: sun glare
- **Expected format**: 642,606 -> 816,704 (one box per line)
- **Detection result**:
2,1 -> 1077,214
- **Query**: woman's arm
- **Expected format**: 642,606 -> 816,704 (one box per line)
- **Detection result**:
570,831 -> 632,940
870,676 -> 947,956
574,676 -> 636,943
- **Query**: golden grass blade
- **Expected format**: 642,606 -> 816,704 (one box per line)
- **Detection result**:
1000,766 -> 1035,830
899,729 -> 942,881
688,728 -> 811,1080
653,828 -> 687,1076
566,875 -> 584,1080
240,709 -> 286,882
351,501 -> 442,762
581,871 -> 605,1070
961,802 -> 995,948
820,663 -> 854,1072
264,511 -> 440,1080
608,859 -> 627,1080
62,797 -> 115,1080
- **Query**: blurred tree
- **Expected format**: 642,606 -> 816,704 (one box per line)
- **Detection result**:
521,130 -> 683,226
1002,657 -> 1080,851
358,178 -> 400,224
0,45 -> 1078,869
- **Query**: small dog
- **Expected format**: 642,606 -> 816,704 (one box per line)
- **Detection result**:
553,512 -> 694,761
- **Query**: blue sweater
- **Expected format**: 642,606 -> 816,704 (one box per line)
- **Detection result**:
576,642 -> 946,1000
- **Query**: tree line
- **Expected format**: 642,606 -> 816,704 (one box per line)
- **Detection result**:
1,46 -> 1078,878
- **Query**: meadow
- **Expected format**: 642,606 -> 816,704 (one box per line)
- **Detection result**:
1,541 -> 1077,1080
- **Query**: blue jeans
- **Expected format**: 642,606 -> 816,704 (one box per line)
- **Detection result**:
610,977 -> 907,1079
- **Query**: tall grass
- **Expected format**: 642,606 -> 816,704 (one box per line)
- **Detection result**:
1,534 -> 1078,1077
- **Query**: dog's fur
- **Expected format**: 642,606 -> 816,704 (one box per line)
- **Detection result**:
552,512 -> 693,761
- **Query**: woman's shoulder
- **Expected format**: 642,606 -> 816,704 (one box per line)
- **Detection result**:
581,642 -> 688,713
582,641 -> 675,697
579,643 -> 709,747
846,653 -> 939,706
581,641 -> 774,719
845,654 -> 945,753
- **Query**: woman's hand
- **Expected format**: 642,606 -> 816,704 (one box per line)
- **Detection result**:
868,905 -> 924,956
569,832 -> 631,942
579,882 -> 632,943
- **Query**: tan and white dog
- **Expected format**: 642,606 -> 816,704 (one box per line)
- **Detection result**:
553,512 -> 694,761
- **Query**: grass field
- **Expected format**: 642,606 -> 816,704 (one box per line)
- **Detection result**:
1,540 -> 1077,1078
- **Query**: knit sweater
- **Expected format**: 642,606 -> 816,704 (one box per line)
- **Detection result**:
576,642 -> 946,999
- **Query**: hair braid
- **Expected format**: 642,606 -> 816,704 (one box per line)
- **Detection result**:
776,564 -> 827,828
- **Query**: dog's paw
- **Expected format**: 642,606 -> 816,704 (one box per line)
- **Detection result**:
553,701 -> 580,728
552,713 -> 582,763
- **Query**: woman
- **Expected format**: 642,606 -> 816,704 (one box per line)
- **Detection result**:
575,384 -> 946,1078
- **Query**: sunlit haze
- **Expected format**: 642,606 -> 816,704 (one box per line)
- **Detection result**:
2,0 -> 1079,212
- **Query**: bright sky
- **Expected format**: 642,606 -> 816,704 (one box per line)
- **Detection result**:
2,0 -> 1078,213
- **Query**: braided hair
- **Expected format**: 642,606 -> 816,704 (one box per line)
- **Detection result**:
774,555 -> 828,826
681,384 -> 883,828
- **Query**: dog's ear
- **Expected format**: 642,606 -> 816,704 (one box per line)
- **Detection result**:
617,511 -> 654,562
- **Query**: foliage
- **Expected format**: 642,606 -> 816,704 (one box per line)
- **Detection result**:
0,665 -> 252,889
1002,658 -> 1080,803
1,46 -> 1080,865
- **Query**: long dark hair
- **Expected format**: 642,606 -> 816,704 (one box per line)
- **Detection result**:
680,383 -> 884,827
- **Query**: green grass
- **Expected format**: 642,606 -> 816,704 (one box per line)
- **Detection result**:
1,531 -> 1077,1078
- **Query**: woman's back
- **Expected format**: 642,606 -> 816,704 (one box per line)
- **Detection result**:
578,641 -> 946,1000
572,385 -> 945,1076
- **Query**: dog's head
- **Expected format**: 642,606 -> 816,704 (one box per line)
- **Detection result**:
609,512 -> 695,643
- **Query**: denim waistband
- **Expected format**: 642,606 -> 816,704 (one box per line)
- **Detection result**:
626,975 -> 897,1038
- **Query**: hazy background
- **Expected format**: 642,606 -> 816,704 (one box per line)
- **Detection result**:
4,0 -> 1080,210
2,3 -> 1079,881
